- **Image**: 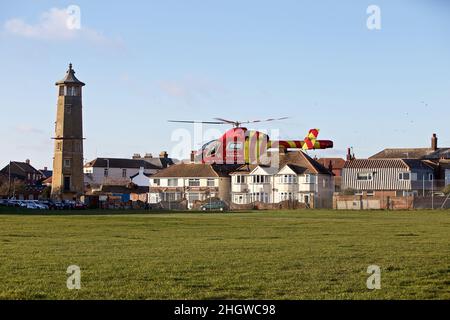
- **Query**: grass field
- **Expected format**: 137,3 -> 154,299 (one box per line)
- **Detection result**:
0,209 -> 449,300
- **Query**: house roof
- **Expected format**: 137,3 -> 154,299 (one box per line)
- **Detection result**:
39,169 -> 53,179
144,157 -> 176,168
55,64 -> 85,86
317,158 -> 346,170
42,176 -> 52,184
230,151 -> 332,175
370,147 -> 450,160
151,163 -> 240,178
278,151 -> 332,175
84,158 -> 161,170
0,161 -> 42,178
344,159 -> 434,170
230,164 -> 259,175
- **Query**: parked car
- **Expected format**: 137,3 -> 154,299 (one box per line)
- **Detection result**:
26,202 -> 39,210
74,201 -> 86,210
200,200 -> 228,212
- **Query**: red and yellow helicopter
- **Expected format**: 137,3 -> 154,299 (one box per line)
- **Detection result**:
169,117 -> 333,165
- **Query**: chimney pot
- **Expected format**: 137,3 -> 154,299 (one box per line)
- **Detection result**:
25,159 -> 30,164
431,133 -> 438,151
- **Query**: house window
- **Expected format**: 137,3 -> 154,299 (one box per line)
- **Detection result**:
188,179 -> 200,187
357,172 -> 373,181
367,190 -> 374,196
153,179 -> 160,186
236,175 -> 246,184
280,175 -> 296,184
188,193 -> 201,202
252,175 -> 268,184
398,172 -> 410,181
428,173 -> 434,181
168,179 -> 178,187
207,179 -> 215,187
163,192 -> 179,201
104,168 -> 109,177
122,169 -> 127,178
64,159 -> 71,168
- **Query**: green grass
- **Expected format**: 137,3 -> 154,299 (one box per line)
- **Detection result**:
0,209 -> 449,299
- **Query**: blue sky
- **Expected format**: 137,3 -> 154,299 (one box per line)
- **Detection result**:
1,0 -> 449,169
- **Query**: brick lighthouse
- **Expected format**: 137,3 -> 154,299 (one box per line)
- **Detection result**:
51,63 -> 85,200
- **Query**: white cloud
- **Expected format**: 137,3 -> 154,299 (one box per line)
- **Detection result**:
15,124 -> 45,135
159,76 -> 226,103
4,7 -> 123,48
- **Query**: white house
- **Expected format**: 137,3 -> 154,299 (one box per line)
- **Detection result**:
84,158 -> 161,186
230,151 -> 334,208
149,163 -> 237,208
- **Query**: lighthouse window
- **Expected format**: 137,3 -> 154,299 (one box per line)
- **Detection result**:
65,105 -> 72,114
64,159 -> 71,168
59,86 -> 64,96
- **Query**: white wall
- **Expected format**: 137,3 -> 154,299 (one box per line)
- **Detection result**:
84,166 -> 157,185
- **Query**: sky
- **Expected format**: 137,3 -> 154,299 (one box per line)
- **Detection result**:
0,0 -> 449,170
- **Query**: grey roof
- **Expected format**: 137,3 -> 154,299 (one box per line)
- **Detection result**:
55,63 -> 85,86
370,148 -> 450,160
84,158 -> 160,170
0,161 -> 42,177
344,159 -> 434,170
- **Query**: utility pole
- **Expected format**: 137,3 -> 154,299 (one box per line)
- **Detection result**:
8,161 -> 11,199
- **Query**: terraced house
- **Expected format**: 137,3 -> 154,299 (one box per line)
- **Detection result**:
230,151 -> 334,208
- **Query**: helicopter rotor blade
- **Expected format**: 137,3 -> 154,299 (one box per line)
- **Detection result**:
213,118 -> 238,125
168,120 -> 226,125
240,117 -> 290,124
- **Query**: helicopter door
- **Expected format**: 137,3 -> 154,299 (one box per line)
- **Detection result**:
226,141 -> 245,164
202,140 -> 223,164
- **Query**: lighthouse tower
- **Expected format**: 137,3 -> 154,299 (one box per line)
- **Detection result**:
51,63 -> 85,200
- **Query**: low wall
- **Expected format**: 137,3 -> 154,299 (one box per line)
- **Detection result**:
230,201 -> 307,210
334,195 -> 413,210
334,195 -> 450,210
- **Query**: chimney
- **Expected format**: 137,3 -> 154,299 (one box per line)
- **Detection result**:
25,159 -> 30,164
132,153 -> 141,159
144,153 -> 153,159
159,151 -> 168,158
190,151 -> 196,163
431,133 -> 438,151
44,166 -> 47,171
346,148 -> 352,161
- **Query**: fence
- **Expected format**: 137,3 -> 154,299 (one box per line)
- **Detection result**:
334,194 -> 450,210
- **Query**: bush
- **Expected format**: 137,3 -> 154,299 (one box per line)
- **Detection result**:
342,188 -> 356,195
443,185 -> 450,195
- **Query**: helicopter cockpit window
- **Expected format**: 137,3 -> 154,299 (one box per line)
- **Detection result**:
228,142 -> 243,150
203,140 -> 221,157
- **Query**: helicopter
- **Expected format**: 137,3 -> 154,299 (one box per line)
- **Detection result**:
168,117 -> 333,165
